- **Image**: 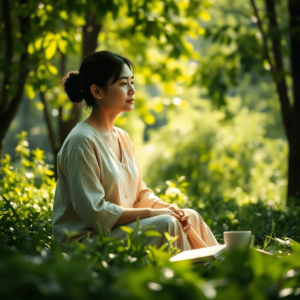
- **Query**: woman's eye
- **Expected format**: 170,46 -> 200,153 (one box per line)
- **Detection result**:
122,82 -> 135,86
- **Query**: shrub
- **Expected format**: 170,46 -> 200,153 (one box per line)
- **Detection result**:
1,131 -> 300,300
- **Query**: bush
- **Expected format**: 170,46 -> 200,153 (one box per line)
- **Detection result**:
142,99 -> 288,205
1,131 -> 300,299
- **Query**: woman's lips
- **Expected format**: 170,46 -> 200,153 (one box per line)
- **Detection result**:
126,99 -> 134,103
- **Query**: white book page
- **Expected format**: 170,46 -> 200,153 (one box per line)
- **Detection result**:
170,245 -> 226,262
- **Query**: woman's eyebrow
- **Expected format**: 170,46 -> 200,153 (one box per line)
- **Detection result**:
118,76 -> 134,80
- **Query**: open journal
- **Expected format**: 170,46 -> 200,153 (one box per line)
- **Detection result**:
170,245 -> 274,263
170,244 -> 227,263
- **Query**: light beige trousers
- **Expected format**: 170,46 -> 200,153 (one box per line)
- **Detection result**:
82,209 -> 219,252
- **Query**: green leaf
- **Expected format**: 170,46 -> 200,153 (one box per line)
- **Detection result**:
45,40 -> 57,60
32,148 -> 45,160
27,43 -> 35,54
35,38 -> 43,50
45,4 -> 53,11
45,170 -> 54,176
0,194 -> 22,228
47,64 -> 58,75
158,243 -> 168,252
121,226 -> 134,234
35,102 -> 44,111
136,217 -> 140,232
24,84 -> 35,100
143,230 -> 162,237
58,39 -> 68,54
166,180 -> 176,188
59,11 -> 69,20
164,232 -> 171,242
199,11 -> 211,22
144,114 -> 155,125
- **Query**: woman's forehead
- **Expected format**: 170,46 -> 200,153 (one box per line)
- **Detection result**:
120,64 -> 133,77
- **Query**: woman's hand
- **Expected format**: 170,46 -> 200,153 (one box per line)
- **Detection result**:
149,208 -> 183,222
150,205 -> 192,236
168,205 -> 192,236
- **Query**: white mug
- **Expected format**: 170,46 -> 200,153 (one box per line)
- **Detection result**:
224,231 -> 252,251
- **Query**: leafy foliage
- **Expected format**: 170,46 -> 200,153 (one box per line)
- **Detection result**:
1,132 -> 300,299
143,99 -> 288,205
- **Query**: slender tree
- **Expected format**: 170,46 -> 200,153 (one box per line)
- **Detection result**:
197,0 -> 300,204
40,11 -> 101,177
0,0 -> 30,157
1,0 -> 208,165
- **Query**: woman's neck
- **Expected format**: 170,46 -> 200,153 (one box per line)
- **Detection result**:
83,107 -> 120,135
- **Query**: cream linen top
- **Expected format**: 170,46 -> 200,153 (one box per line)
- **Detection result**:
52,122 -> 160,247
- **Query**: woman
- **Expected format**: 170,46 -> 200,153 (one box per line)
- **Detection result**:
52,50 -> 219,252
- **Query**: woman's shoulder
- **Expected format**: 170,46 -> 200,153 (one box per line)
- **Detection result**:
114,126 -> 131,141
59,122 -> 98,154
114,126 -> 136,155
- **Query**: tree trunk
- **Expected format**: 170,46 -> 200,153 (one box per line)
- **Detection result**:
263,0 -> 300,205
288,140 -> 300,203
287,0 -> 300,204
58,11 -> 102,147
0,0 -> 30,158
40,91 -> 60,178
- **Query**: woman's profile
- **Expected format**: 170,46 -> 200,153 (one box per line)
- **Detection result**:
52,50 -> 219,252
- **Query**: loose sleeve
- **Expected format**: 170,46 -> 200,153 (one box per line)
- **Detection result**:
126,135 -> 160,209
64,143 -> 123,235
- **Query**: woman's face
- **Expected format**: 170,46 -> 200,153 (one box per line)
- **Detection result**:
98,63 -> 136,112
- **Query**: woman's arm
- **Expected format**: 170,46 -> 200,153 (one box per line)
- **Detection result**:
151,199 -> 171,209
152,200 -> 192,235
115,208 -> 151,225
115,206 -> 183,225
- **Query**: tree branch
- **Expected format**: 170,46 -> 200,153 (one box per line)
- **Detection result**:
82,11 -> 102,60
0,0 -> 13,115
264,0 -> 293,142
39,91 -> 59,156
249,0 -> 274,72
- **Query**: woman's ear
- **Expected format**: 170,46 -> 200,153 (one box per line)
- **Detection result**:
90,84 -> 102,99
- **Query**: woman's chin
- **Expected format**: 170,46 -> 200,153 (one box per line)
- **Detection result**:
123,104 -> 134,112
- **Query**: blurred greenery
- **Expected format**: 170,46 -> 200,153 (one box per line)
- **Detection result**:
142,96 -> 287,206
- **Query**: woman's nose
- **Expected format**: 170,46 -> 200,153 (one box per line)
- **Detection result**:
129,86 -> 135,94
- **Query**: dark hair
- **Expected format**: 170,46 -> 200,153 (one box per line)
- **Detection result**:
62,50 -> 135,108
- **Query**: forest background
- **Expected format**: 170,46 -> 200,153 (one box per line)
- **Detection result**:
1,0 -> 300,299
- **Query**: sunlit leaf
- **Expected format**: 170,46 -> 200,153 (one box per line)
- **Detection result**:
45,4 -> 53,11
47,64 -> 58,75
24,84 -> 35,100
153,103 -> 163,113
27,43 -> 35,54
144,114 -> 155,125
199,11 -> 211,22
59,11 -> 69,20
45,40 -> 57,60
164,232 -> 171,242
144,230 -> 162,237
121,226 -> 134,234
35,37 -> 43,50
45,170 -> 54,176
35,102 -> 45,111
58,39 -> 68,54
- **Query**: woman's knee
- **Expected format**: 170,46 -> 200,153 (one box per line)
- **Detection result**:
183,208 -> 203,222
153,215 -> 180,230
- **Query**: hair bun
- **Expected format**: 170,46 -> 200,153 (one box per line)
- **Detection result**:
62,71 -> 84,103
